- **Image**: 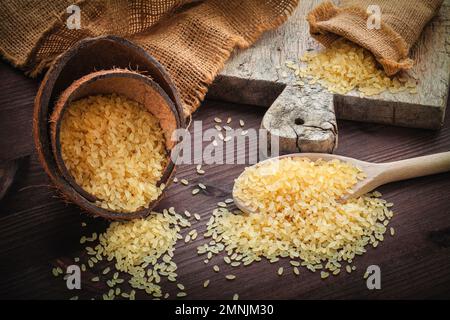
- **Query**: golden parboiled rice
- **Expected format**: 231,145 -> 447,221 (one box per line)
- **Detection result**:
98,208 -> 190,297
201,157 -> 394,274
54,207 -> 191,300
290,39 -> 417,96
59,94 -> 167,212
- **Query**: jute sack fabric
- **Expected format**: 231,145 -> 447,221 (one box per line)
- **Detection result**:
0,0 -> 298,116
307,0 -> 444,75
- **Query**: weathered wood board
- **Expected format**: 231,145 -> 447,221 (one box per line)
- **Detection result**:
208,0 -> 450,153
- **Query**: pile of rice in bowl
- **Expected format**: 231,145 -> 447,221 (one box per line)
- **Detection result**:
59,94 -> 168,213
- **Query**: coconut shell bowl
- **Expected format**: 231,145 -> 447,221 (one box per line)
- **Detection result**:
34,36 -> 185,220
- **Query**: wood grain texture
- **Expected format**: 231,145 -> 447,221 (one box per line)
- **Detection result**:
0,63 -> 38,161
209,0 -> 450,153
0,56 -> 449,299
209,0 -> 337,153
0,159 -> 21,201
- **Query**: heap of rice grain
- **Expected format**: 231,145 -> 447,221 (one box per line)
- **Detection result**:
287,39 -> 417,96
59,94 -> 167,212
99,209 -> 190,298
69,208 -> 191,300
199,157 -> 394,274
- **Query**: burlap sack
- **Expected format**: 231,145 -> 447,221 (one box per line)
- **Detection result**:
0,0 -> 298,116
307,0 -> 444,76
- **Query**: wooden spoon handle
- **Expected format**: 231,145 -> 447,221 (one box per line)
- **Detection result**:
379,152 -> 450,184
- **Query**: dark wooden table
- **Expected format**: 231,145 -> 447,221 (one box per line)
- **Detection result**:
0,61 -> 449,300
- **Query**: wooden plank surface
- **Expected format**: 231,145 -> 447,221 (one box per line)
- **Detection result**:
209,0 -> 450,153
0,63 -> 39,161
0,60 -> 449,299
0,159 -> 21,202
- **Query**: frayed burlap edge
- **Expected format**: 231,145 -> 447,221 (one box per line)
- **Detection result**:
2,0 -> 299,116
0,0 -> 88,77
170,0 -> 300,116
307,1 -> 413,76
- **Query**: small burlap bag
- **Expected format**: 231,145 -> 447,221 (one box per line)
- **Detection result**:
0,0 -> 298,116
307,0 -> 444,75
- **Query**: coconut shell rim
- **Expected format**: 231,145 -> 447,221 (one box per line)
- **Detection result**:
33,35 -> 185,221
50,69 -> 178,217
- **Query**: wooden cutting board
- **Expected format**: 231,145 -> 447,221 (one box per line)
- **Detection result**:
208,0 -> 450,153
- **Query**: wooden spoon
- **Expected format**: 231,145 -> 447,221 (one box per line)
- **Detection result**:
233,152 -> 450,214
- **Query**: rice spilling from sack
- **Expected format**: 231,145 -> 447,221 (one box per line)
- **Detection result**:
59,94 -> 167,212
287,39 -> 417,96
200,158 -> 394,274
